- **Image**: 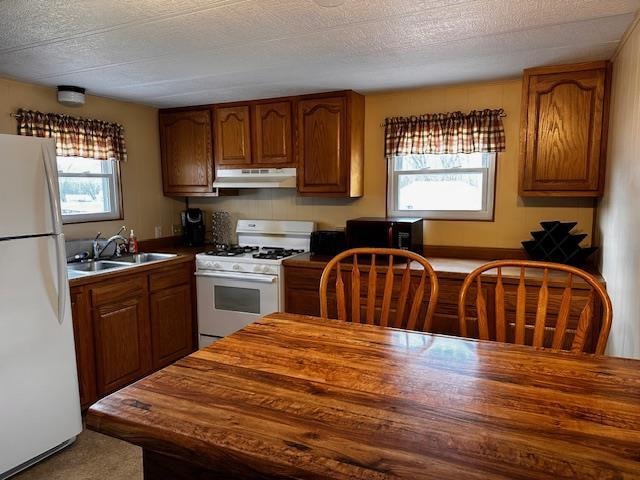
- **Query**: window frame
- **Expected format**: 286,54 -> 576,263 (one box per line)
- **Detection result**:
57,156 -> 124,224
386,152 -> 497,221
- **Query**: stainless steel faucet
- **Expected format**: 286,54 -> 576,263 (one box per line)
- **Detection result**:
93,226 -> 127,259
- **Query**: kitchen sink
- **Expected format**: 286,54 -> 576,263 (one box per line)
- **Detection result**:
112,253 -> 177,264
67,252 -> 178,279
67,260 -> 128,272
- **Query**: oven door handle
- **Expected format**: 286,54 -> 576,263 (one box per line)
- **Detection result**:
195,271 -> 277,283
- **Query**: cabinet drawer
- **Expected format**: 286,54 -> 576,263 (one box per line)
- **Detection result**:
90,274 -> 147,307
150,263 -> 192,292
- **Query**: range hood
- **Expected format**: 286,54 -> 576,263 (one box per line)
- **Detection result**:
212,168 -> 297,189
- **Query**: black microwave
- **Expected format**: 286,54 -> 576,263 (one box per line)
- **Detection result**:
346,217 -> 423,254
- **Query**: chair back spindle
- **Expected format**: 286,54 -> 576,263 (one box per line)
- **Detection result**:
458,260 -> 612,355
320,248 -> 439,332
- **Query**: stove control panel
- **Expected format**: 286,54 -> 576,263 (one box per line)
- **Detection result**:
196,257 -> 278,275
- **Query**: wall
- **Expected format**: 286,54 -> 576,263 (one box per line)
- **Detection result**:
191,79 -> 595,248
0,76 -> 183,241
597,16 -> 640,359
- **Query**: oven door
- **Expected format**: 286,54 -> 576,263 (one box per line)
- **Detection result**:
196,271 -> 279,348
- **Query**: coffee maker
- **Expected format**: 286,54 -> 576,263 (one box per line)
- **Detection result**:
181,208 -> 205,247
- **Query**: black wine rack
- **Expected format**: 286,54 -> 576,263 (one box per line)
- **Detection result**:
521,221 -> 597,266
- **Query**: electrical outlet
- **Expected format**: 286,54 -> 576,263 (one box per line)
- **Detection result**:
172,224 -> 183,235
154,226 -> 162,238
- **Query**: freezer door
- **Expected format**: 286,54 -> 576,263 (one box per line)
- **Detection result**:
0,134 -> 59,238
0,236 -> 82,476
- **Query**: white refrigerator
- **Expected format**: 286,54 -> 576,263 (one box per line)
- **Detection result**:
0,134 -> 82,479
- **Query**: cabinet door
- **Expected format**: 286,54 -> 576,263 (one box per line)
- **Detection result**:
160,110 -> 213,195
520,66 -> 608,196
93,295 -> 152,396
296,96 -> 348,194
215,106 -> 252,166
150,284 -> 194,369
70,286 -> 96,408
253,101 -> 294,167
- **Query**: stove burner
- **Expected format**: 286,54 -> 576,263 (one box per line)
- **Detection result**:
204,245 -> 259,257
252,247 -> 305,260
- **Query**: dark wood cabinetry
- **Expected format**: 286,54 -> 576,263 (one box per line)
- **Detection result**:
70,259 -> 196,409
214,105 -> 252,166
296,92 -> 364,197
159,109 -> 214,196
253,101 -> 293,166
93,289 -> 151,396
149,263 -> 194,369
284,257 -> 602,352
159,90 -> 363,196
70,286 -> 96,408
519,62 -> 610,197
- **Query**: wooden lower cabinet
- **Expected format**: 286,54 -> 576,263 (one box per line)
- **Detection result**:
70,286 -> 96,408
150,284 -> 193,369
70,260 -> 196,409
93,294 -> 152,396
284,262 -> 602,352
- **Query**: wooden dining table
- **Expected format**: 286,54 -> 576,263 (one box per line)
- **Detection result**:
86,312 -> 640,479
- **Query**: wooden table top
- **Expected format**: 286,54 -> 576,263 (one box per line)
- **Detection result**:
87,313 -> 640,479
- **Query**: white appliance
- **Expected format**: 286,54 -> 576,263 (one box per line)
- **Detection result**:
211,168 -> 297,189
0,134 -> 82,479
196,219 -> 314,347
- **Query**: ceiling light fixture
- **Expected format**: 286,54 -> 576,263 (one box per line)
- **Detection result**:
312,0 -> 346,7
57,85 -> 86,107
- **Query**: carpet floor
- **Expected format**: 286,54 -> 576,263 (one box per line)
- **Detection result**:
12,430 -> 141,480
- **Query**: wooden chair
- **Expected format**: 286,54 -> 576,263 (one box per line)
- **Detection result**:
458,260 -> 612,354
319,248 -> 439,332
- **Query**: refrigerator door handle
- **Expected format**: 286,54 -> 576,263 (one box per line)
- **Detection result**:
42,145 -> 67,324
42,144 -> 63,235
54,233 -> 68,324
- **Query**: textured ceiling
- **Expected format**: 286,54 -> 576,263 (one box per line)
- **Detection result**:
0,0 -> 638,107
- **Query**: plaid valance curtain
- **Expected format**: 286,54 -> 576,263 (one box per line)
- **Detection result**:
384,109 -> 506,157
16,109 -> 127,162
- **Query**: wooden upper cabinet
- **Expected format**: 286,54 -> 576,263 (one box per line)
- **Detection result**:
159,109 -> 213,196
296,92 -> 364,197
253,101 -> 294,166
215,106 -> 252,166
519,62 -> 610,197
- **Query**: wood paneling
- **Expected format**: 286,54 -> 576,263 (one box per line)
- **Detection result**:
150,284 -> 193,369
87,313 -> 640,479
253,101 -> 294,167
519,62 -> 610,197
296,91 -> 364,197
93,294 -> 152,396
70,286 -> 96,409
215,106 -> 252,166
159,109 -> 213,195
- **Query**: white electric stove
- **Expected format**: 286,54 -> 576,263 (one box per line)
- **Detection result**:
195,219 -> 314,348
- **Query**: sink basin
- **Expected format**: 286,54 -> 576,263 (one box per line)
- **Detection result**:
112,253 -> 177,264
67,252 -> 178,280
68,260 -> 127,272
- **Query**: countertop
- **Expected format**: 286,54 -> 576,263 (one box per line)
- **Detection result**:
284,253 -> 604,286
68,253 -> 194,288
87,312 -> 640,479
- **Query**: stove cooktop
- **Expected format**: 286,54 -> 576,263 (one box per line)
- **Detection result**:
203,245 -> 259,257
200,245 -> 305,260
252,248 -> 305,260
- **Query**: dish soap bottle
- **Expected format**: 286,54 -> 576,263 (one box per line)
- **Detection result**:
128,229 -> 139,254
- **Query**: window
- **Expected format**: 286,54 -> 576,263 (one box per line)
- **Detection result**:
57,156 -> 122,223
387,152 -> 496,220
